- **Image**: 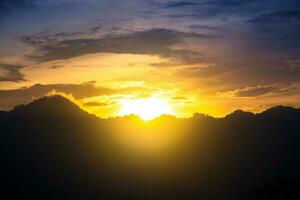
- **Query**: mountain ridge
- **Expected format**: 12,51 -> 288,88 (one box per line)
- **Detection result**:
0,95 -> 299,199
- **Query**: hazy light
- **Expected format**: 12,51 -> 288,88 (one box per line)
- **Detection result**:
119,98 -> 173,120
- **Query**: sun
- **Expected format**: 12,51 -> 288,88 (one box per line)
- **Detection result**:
119,97 -> 174,120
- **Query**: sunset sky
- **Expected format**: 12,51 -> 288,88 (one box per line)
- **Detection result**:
1,0 -> 300,118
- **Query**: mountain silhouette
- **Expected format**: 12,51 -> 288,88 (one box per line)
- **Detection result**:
10,96 -> 96,120
0,95 -> 299,199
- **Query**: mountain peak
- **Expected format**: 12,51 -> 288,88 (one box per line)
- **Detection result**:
262,105 -> 297,113
11,95 -> 90,119
13,95 -> 76,110
225,109 -> 255,120
259,105 -> 299,120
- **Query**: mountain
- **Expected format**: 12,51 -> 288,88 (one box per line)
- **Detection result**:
9,95 -> 96,120
0,96 -> 300,200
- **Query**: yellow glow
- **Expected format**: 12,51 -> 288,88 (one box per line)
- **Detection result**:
119,97 -> 174,120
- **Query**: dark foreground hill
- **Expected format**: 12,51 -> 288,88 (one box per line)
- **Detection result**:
1,96 -> 300,199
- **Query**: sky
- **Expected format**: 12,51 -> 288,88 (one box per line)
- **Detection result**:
1,0 -> 300,118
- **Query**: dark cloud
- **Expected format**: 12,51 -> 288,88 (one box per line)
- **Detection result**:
89,26 -> 102,34
204,0 -> 253,7
22,28 -> 217,65
220,83 -> 300,98
159,0 -> 253,10
21,25 -> 104,46
235,85 -> 284,97
247,11 -> 300,24
0,82 -> 116,110
0,64 -> 25,82
0,82 -> 114,100
160,1 -> 199,9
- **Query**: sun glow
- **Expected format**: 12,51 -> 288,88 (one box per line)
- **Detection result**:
119,98 -> 174,120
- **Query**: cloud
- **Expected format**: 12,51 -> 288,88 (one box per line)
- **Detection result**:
160,1 -> 199,9
0,82 -> 156,111
0,82 -> 114,99
160,0 -> 258,19
159,0 -> 253,10
247,11 -> 300,24
20,25 -> 104,46
235,85 -> 284,97
21,28 -> 216,65
88,25 -> 102,34
0,64 -> 25,82
83,101 -> 108,107
189,24 -> 220,30
218,84 -> 300,98
176,62 -> 300,95
0,82 -> 115,110
224,67 -> 300,87
204,0 -> 253,7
